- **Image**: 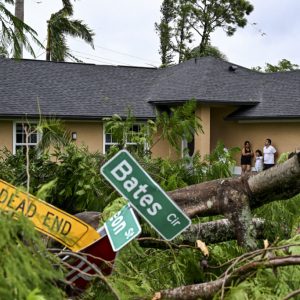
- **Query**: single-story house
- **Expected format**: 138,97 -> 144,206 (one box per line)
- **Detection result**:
0,56 -> 299,163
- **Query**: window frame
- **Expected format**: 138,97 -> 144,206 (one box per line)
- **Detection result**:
13,121 -> 42,154
103,122 -> 146,154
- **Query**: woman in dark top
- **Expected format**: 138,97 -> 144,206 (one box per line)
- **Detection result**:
241,140 -> 253,174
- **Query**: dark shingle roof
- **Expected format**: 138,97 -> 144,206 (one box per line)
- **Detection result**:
0,58 -> 158,119
0,56 -> 300,120
226,70 -> 300,120
148,57 -> 263,104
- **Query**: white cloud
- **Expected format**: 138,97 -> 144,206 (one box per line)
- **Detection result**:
211,0 -> 300,68
20,0 -> 300,68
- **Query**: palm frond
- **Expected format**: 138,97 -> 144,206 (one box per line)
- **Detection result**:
0,1 -> 43,58
46,8 -> 94,61
61,0 -> 73,15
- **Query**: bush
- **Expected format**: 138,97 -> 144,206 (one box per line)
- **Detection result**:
0,212 -> 65,299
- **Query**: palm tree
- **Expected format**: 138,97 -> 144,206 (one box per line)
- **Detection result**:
0,0 -> 41,58
14,0 -> 24,57
46,0 -> 94,61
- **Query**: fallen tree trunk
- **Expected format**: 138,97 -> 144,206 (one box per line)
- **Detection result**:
167,153 -> 300,218
72,155 -> 300,300
166,153 -> 300,248
139,218 -> 266,248
77,154 -> 300,248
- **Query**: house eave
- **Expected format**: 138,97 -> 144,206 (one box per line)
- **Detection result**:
0,114 -> 154,122
225,116 -> 300,123
149,99 -> 260,106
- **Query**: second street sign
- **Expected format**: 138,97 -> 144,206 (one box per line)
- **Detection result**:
101,150 -> 191,240
105,203 -> 141,252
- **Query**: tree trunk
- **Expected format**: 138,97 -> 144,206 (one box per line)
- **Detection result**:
76,154 -> 300,248
167,153 -> 300,248
14,0 -> 24,58
139,218 -> 268,248
46,21 -> 51,61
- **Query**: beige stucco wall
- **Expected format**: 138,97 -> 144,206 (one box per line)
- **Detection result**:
0,121 -> 13,152
195,105 -> 211,157
63,122 -> 103,153
151,128 -> 179,160
210,106 -> 300,164
2,110 -> 299,164
151,104 -> 212,159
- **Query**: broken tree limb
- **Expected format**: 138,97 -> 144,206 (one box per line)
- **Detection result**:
75,154 -> 300,249
248,153 -> 300,208
167,153 -> 300,218
155,255 -> 300,300
166,153 -> 300,248
181,218 -> 265,245
139,218 -> 265,248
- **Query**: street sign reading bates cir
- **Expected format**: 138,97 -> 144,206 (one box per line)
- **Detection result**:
101,150 -> 191,241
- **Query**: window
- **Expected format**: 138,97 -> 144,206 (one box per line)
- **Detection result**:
182,137 -> 195,158
104,124 -> 143,154
13,122 -> 41,154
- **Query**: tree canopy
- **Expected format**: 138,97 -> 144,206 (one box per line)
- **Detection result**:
46,0 -> 94,61
0,0 -> 42,58
253,58 -> 299,73
156,0 -> 253,65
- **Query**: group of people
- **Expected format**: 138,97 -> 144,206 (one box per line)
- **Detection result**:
240,138 -> 277,174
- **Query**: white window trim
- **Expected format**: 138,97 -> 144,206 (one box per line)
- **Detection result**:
13,121 -> 42,154
103,122 -> 147,154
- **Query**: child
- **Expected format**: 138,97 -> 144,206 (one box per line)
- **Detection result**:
255,149 -> 263,172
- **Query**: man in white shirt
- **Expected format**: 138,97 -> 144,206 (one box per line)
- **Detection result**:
263,138 -> 277,170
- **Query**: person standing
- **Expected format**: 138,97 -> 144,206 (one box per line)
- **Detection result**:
263,138 -> 276,170
254,149 -> 263,172
241,141 -> 253,174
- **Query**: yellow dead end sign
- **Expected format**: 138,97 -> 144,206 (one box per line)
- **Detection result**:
0,179 -> 101,252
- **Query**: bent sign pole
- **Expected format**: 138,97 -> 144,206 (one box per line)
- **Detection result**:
65,227 -> 117,291
101,150 -> 191,241
0,179 -> 100,252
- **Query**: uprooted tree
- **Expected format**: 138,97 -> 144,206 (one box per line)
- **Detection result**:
77,152 -> 300,299
81,153 -> 300,249
168,152 -> 300,249
153,153 -> 300,299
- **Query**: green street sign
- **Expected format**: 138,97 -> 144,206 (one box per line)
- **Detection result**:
101,150 -> 191,241
104,203 -> 141,252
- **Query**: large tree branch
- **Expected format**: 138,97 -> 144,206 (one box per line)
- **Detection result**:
139,218 -> 266,248
248,153 -> 300,207
167,153 -> 300,218
155,255 -> 300,300
167,153 -> 300,248
75,155 -> 300,249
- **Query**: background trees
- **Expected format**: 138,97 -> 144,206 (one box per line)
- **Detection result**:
0,0 -> 41,58
253,58 -> 299,72
156,0 -> 253,65
1,0 -> 94,61
46,0 -> 94,61
14,0 -> 24,57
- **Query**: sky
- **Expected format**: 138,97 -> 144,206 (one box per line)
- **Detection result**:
18,0 -> 300,69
